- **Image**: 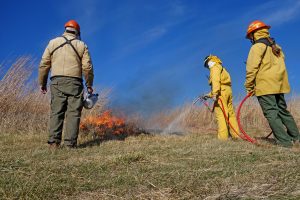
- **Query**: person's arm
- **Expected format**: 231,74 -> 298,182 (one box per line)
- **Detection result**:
208,65 -> 221,99
82,44 -> 94,92
244,43 -> 266,93
38,43 -> 52,94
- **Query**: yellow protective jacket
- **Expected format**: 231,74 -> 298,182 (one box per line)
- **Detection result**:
208,63 -> 232,98
39,32 -> 94,87
245,29 -> 290,96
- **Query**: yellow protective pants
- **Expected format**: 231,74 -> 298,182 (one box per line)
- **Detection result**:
214,87 -> 239,140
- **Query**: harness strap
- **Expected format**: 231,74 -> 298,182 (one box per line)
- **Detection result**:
255,37 -> 281,57
50,36 -> 82,61
255,38 -> 274,46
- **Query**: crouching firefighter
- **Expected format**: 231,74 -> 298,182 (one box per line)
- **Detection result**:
245,20 -> 300,147
39,20 -> 94,148
202,55 -> 240,140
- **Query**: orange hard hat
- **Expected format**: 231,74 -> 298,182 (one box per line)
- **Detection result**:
65,20 -> 80,32
246,20 -> 270,38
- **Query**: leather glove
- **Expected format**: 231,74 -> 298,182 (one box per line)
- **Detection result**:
201,94 -> 210,100
211,95 -> 217,101
87,87 -> 93,94
40,85 -> 47,94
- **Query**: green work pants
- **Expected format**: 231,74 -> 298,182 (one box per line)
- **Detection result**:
48,76 -> 84,147
257,94 -> 300,147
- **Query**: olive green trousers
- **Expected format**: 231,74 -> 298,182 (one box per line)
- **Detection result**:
48,76 -> 84,147
257,94 -> 300,147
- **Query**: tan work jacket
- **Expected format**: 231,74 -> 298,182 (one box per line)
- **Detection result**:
39,32 -> 94,87
245,29 -> 290,96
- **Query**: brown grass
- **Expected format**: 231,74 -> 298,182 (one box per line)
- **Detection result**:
1,57 -> 299,139
1,58 -> 300,199
147,95 -> 300,139
0,57 -> 49,134
0,57 -> 108,134
1,132 -> 300,199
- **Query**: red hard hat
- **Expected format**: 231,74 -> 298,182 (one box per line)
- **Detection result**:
246,20 -> 270,38
65,20 -> 80,32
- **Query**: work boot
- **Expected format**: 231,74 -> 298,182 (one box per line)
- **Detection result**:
48,143 -> 60,149
63,144 -> 77,149
292,140 -> 300,148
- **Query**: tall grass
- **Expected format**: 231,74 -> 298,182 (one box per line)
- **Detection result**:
1,58 -> 300,199
0,57 -> 48,134
146,94 -> 300,138
1,57 -> 299,137
0,57 -> 108,134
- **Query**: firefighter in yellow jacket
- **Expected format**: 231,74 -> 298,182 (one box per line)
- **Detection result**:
203,55 -> 239,140
39,20 -> 94,148
245,20 -> 300,147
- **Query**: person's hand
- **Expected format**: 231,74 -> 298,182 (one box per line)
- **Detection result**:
247,90 -> 255,97
211,95 -> 217,101
201,94 -> 210,100
87,87 -> 93,94
247,92 -> 254,97
40,86 -> 47,94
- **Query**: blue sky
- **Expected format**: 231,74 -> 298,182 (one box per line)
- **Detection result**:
1,0 -> 300,114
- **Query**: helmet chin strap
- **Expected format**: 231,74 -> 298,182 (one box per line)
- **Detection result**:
249,33 -> 255,44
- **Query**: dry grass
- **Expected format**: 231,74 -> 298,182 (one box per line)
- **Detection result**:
1,58 -> 300,199
1,57 -> 299,138
0,57 -> 109,134
1,133 -> 300,199
147,95 -> 300,139
0,57 -> 49,134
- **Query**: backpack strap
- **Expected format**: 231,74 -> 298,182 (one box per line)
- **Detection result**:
255,38 -> 273,46
50,36 -> 82,61
255,37 -> 281,57
252,39 -> 268,68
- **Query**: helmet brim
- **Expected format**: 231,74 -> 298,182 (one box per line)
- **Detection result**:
245,25 -> 271,39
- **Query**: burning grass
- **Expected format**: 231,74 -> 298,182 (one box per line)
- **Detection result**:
80,110 -> 147,141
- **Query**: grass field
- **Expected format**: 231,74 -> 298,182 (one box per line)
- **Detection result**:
1,132 -> 300,200
1,58 -> 300,200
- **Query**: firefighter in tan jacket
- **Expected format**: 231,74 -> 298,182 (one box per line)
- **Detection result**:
39,20 -> 94,148
245,20 -> 300,147
203,55 -> 239,140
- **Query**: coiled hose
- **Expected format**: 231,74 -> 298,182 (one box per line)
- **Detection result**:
196,95 -> 260,143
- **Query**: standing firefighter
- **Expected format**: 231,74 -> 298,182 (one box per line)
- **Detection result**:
39,20 -> 94,148
245,20 -> 300,147
203,55 -> 240,140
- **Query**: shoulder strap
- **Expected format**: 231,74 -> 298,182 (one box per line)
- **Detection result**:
258,44 -> 268,68
255,37 -> 281,57
50,36 -> 82,61
255,38 -> 273,47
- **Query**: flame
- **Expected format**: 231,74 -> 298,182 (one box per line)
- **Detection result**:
80,111 -> 125,135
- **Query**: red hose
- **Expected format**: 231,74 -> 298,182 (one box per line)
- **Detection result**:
199,98 -> 244,139
200,93 -> 272,144
236,93 -> 257,143
217,99 -> 245,140
199,98 -> 214,112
